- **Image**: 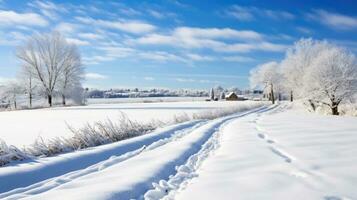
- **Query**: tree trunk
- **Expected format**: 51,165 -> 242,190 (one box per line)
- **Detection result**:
308,99 -> 316,111
270,83 -> 275,104
29,92 -> 32,108
48,94 -> 53,107
290,90 -> 293,102
331,102 -> 339,115
62,94 -> 66,106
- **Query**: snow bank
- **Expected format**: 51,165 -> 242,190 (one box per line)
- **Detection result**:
0,120 -> 202,194
0,101 -> 266,166
0,106 -> 268,199
175,103 -> 357,200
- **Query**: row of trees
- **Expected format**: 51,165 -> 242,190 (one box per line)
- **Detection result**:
250,38 -> 357,115
1,32 -> 84,108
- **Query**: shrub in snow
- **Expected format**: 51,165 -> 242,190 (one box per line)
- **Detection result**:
1,101 -> 267,166
0,139 -> 28,166
25,112 -> 160,156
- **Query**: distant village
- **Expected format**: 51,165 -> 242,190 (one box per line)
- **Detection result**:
86,86 -> 264,101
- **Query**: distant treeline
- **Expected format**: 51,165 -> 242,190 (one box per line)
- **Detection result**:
87,88 -> 210,98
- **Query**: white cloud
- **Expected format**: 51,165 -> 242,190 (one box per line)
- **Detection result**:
0,31 -> 28,46
225,5 -> 254,21
144,76 -> 155,81
174,78 -> 221,84
133,26 -> 287,53
223,56 -> 255,62
28,0 -> 67,20
148,10 -> 165,19
84,73 -> 108,80
174,78 -> 195,82
78,33 -> 103,40
98,46 -> 136,59
83,55 -> 116,65
66,38 -> 90,46
139,51 -> 187,63
174,27 -> 263,40
76,17 -> 156,34
0,10 -> 48,27
55,22 -> 78,34
187,53 -> 215,61
296,26 -> 313,34
130,27 -> 263,48
307,9 -> 357,30
225,5 -> 295,21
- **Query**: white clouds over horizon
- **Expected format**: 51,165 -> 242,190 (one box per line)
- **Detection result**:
225,5 -> 295,21
76,16 -> 156,35
133,27 -> 288,53
307,9 -> 357,30
84,73 -> 108,80
0,10 -> 48,27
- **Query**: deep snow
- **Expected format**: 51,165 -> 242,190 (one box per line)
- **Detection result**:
0,106 -> 269,199
1,102 -> 356,200
173,103 -> 357,200
0,100 -> 248,147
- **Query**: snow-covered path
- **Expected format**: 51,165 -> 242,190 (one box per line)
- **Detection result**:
174,104 -> 357,200
2,103 -> 356,200
0,105 -> 270,200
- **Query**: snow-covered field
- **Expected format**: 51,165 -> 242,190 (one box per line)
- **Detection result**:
0,100 -> 251,147
87,97 -> 207,104
0,102 -> 356,200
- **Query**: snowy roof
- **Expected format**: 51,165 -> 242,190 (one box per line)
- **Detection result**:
226,92 -> 237,97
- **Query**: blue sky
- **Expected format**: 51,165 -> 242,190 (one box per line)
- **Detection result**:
0,0 -> 356,90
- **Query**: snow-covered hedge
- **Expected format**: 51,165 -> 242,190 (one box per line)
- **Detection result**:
0,101 -> 267,166
0,140 -> 28,166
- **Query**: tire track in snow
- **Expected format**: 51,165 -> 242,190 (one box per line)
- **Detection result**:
4,106 -> 271,200
143,106 -> 277,200
0,120 -> 205,195
0,121 -> 209,200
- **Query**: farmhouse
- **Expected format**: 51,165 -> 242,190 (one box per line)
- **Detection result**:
226,92 -> 238,101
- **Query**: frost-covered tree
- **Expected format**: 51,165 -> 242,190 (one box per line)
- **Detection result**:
305,46 -> 357,115
220,92 -> 225,100
214,85 -> 224,95
250,61 -> 282,104
280,38 -> 326,102
58,45 -> 83,105
18,65 -> 37,108
4,81 -> 23,109
280,38 -> 357,115
210,88 -> 215,100
16,32 -> 80,107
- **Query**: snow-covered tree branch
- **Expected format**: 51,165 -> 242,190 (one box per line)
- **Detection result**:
16,32 -> 84,107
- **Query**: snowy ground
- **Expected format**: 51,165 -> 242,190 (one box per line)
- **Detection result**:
87,97 -> 207,104
0,99 -> 244,147
0,102 -> 356,200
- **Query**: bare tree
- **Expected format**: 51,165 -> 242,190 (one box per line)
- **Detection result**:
58,45 -> 83,105
18,65 -> 37,108
4,81 -> 23,109
16,32 -> 77,107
